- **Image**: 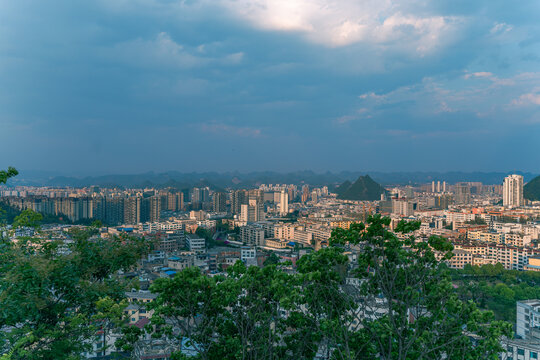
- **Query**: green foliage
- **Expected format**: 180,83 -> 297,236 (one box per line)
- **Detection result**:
0,231 -> 149,359
319,214 -> 510,359
0,167 -> 18,184
0,197 -> 149,359
195,227 -> 215,248
465,216 -> 487,225
12,209 -> 43,230
215,220 -> 230,232
0,166 -> 511,359
282,210 -> 300,223
263,252 -> 280,266
142,263 -> 295,360
120,215 -> 510,360
455,264 -> 540,322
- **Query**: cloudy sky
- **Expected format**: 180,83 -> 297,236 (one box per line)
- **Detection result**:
1,0 -> 539,175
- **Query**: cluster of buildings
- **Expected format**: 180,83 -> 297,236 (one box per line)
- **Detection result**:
2,171 -> 540,359
3,174 -> 539,275
375,175 -> 540,271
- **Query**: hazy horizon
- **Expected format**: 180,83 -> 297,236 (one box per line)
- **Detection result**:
10,168 -> 539,178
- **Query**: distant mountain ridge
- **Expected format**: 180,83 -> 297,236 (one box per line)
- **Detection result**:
336,175 -> 386,201
524,175 -> 540,201
4,170 -> 539,189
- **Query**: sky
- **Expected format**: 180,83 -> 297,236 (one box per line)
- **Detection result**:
0,0 -> 539,175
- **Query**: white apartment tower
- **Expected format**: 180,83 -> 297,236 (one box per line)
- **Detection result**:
279,190 -> 289,216
503,174 -> 524,208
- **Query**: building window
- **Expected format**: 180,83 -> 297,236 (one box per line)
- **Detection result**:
518,348 -> 525,356
531,351 -> 538,359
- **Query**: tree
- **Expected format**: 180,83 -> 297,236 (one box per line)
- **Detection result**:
117,214 -> 512,360
146,267 -> 223,360
144,262 -> 294,360
292,246 -> 355,359
0,223 -> 149,359
0,167 -> 18,184
0,168 -> 150,359
195,227 -> 215,249
263,252 -> 280,266
325,214 -> 512,359
466,216 -> 487,225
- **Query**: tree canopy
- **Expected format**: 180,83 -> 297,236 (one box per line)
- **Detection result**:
120,215 -> 511,359
0,168 -> 513,359
0,168 -> 150,359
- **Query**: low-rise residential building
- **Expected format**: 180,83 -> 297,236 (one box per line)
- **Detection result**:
265,238 -> 288,249
447,249 -> 474,269
524,257 -> 540,272
240,246 -> 256,262
468,230 -> 504,244
166,255 -> 194,270
239,225 -> 265,246
186,235 -> 206,253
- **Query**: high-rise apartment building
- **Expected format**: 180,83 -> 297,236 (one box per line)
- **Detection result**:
231,190 -> 248,215
124,196 -> 141,225
432,180 -> 446,193
248,189 -> 264,204
166,192 -> 182,211
213,192 -> 227,212
503,174 -> 524,208
240,202 -> 265,223
148,196 -> 161,222
301,185 -> 309,203
454,183 -> 471,205
392,198 -> 414,216
191,187 -> 210,204
279,190 -> 288,216
239,225 -> 265,246
106,197 -> 125,225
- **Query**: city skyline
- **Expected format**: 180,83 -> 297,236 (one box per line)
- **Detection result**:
2,1 -> 540,358
1,1 -> 540,174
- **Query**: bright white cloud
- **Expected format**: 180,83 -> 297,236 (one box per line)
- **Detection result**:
218,0 -> 462,53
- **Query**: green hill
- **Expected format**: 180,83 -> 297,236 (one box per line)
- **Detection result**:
336,175 -> 386,201
524,175 -> 540,201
